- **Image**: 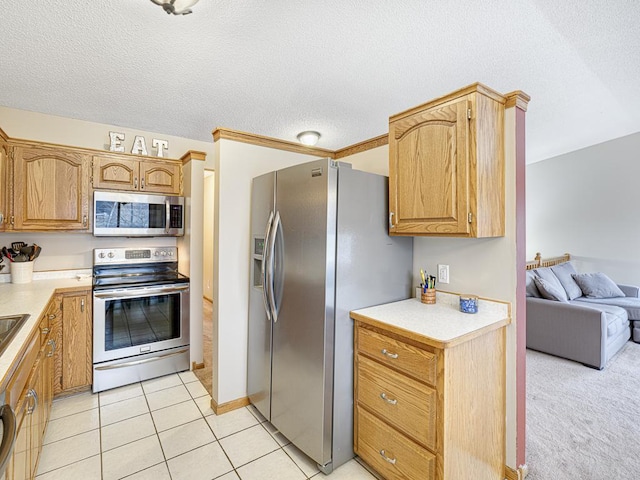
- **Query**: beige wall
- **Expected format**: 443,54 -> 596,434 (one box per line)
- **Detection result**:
0,106 -> 214,274
212,138 -> 322,403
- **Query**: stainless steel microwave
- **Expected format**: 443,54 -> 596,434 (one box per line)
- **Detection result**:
93,191 -> 185,236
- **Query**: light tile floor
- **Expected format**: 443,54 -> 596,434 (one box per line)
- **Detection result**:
36,372 -> 377,480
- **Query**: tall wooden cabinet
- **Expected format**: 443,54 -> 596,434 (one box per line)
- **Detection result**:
388,83 -> 505,237
12,146 -> 90,231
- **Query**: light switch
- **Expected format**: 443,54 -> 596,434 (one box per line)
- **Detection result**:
438,264 -> 450,284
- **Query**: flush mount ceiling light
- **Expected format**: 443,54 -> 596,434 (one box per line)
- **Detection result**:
150,0 -> 199,15
296,131 -> 321,146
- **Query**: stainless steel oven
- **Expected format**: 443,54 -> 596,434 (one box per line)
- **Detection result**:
92,247 -> 190,393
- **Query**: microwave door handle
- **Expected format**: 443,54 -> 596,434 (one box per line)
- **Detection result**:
261,211 -> 274,322
165,199 -> 170,233
267,211 -> 281,323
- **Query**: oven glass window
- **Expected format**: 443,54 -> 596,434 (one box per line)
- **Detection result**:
104,293 -> 180,351
95,201 -> 166,229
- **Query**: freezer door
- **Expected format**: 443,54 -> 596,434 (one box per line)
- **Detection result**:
247,172 -> 275,420
271,158 -> 337,468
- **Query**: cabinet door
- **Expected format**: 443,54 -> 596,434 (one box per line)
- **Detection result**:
61,293 -> 92,391
12,146 -> 90,230
42,337 -> 55,428
0,142 -> 10,231
7,400 -> 29,480
49,297 -> 64,397
140,160 -> 181,194
389,99 -> 470,235
28,360 -> 44,479
92,156 -> 140,191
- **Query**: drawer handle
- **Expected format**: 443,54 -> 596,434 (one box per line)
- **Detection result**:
380,392 -> 398,405
379,449 -> 397,465
381,349 -> 398,359
41,327 -> 50,334
48,314 -> 56,320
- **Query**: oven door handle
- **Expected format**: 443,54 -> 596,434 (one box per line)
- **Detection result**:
0,404 -> 16,476
94,348 -> 189,370
165,199 -> 171,233
93,284 -> 190,299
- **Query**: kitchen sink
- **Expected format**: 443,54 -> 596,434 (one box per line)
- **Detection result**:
0,314 -> 30,355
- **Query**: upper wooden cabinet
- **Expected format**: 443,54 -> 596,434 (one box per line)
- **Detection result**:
389,83 -> 505,237
93,154 -> 182,195
12,146 -> 91,231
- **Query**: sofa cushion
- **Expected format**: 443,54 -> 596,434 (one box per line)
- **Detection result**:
550,262 -> 583,300
525,270 -> 542,297
568,301 -> 629,338
572,272 -> 625,298
533,267 -> 568,301
534,276 -> 569,302
575,296 -> 640,321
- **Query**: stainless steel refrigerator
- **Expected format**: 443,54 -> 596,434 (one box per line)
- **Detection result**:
247,158 -> 413,473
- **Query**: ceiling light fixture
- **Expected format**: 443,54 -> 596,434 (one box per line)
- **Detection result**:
150,0 -> 199,15
296,131 -> 321,146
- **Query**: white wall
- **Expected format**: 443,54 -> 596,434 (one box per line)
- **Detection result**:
340,116 -> 521,469
203,171 -> 215,301
212,138 -> 321,404
527,131 -> 640,285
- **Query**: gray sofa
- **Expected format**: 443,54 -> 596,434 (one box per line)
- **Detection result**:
526,262 -> 639,369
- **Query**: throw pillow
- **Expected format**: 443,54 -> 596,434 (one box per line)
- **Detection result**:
525,270 -> 542,297
533,276 -> 569,302
534,267 -> 568,301
550,262 -> 583,300
572,272 -> 626,298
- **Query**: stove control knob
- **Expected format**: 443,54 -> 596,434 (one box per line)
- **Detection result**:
161,251 -> 167,256
98,252 -> 106,259
154,251 -> 160,256
107,252 -> 115,258
169,251 -> 174,256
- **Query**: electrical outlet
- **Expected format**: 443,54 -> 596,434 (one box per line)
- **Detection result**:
438,264 -> 449,284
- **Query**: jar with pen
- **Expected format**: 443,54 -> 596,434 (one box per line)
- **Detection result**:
419,269 -> 436,305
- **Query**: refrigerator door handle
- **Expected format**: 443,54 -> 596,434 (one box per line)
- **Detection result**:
262,211 -> 275,322
268,211 -> 281,322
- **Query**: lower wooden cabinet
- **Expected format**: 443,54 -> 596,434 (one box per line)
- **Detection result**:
4,309 -> 55,480
354,322 -> 506,480
53,291 -> 92,395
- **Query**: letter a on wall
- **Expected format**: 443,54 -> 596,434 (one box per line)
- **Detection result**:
131,135 -> 148,156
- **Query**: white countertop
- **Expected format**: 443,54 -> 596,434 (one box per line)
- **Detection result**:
350,291 -> 511,348
0,276 -> 92,387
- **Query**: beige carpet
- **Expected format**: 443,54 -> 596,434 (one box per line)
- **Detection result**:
526,341 -> 640,479
194,298 -> 213,396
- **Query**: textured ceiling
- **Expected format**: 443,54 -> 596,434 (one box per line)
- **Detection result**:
1,0 -> 639,163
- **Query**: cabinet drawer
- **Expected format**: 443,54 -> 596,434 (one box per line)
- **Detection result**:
358,326 -> 437,385
356,406 -> 435,480
357,355 -> 436,451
